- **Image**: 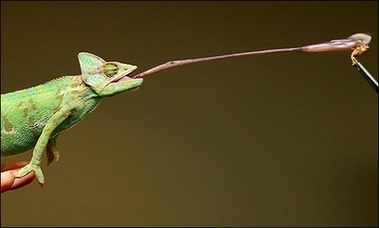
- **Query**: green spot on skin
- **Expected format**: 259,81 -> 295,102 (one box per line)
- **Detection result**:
2,115 -> 13,132
18,101 -> 28,117
29,98 -> 37,111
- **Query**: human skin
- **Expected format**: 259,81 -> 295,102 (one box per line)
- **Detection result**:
1,161 -> 36,193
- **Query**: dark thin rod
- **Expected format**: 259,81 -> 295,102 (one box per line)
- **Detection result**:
351,57 -> 378,93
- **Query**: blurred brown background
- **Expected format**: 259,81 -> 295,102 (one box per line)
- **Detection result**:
1,1 -> 377,226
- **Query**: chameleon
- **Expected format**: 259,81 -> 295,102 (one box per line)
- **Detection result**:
1,53 -> 143,186
1,33 -> 372,187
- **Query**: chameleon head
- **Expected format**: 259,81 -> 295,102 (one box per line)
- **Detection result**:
78,52 -> 143,96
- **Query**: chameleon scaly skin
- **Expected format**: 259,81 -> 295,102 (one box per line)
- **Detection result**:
1,52 -> 143,186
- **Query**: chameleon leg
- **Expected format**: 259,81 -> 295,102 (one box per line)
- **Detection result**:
16,109 -> 72,186
46,134 -> 60,166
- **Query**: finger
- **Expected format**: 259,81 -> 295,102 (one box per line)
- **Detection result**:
9,171 -> 36,191
1,161 -> 29,171
1,171 -> 16,193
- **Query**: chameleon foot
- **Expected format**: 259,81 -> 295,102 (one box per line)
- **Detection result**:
16,164 -> 45,186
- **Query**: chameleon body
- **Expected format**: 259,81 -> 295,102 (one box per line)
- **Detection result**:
1,52 -> 143,186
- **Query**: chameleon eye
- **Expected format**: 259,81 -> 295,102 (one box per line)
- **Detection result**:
103,64 -> 118,77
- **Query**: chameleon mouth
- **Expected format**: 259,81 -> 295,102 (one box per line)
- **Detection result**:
109,64 -> 139,84
109,71 -> 137,84
111,74 -> 133,83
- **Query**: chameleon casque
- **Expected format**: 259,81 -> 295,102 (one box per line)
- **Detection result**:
1,53 -> 143,186
0,33 -> 373,187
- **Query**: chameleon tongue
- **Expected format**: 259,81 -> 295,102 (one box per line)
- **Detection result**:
132,32 -> 372,79
112,75 -> 133,83
111,68 -> 139,83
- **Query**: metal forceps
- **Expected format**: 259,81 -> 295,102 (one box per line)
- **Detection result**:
351,57 -> 378,93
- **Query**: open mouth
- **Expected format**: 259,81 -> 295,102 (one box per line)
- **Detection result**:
109,69 -> 139,85
110,73 -> 134,83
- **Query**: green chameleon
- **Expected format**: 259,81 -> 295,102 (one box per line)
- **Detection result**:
1,52 -> 143,186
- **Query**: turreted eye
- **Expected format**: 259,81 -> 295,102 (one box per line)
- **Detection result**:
103,63 -> 118,77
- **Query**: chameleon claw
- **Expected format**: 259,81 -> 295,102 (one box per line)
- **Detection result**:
46,149 -> 60,166
46,135 -> 60,166
16,163 -> 45,186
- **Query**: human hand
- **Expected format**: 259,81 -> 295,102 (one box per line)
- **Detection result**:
1,161 -> 36,193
